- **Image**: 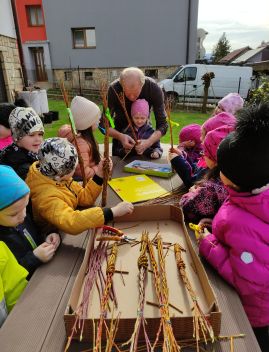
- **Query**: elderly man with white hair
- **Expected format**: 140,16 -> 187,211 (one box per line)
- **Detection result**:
106,67 -> 168,157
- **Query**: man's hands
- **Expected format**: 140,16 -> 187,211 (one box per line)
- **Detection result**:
119,134 -> 136,151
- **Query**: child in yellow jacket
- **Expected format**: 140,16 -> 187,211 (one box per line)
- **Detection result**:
26,137 -> 134,235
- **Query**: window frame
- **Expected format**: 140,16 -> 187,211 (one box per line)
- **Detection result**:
72,28 -> 96,49
26,5 -> 44,27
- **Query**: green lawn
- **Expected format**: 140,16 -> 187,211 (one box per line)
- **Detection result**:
47,99 -> 211,144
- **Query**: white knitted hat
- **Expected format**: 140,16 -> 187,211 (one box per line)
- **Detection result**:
70,96 -> 101,131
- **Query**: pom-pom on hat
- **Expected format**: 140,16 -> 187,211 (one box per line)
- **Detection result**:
0,165 -> 30,210
9,107 -> 44,141
179,124 -> 202,145
38,137 -> 78,180
203,112 -> 236,135
217,103 -> 269,192
70,96 -> 101,131
0,103 -> 16,129
218,93 -> 244,115
203,125 -> 234,164
131,99 -> 149,118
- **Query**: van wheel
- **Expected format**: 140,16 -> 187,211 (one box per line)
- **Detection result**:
165,92 -> 178,107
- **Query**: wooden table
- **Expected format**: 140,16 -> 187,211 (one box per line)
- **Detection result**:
0,156 -> 261,352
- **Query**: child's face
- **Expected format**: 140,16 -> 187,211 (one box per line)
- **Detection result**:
132,113 -> 147,128
0,125 -> 11,139
0,194 -> 29,227
16,131 -> 44,153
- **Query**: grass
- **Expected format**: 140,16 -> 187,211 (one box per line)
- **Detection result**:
47,99 -> 211,143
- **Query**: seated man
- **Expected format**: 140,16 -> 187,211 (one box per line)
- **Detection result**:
105,67 -> 168,156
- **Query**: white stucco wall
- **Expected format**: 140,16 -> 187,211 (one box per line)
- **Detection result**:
0,0 -> 16,38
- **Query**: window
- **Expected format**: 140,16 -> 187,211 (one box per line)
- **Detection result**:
26,5 -> 44,27
145,69 -> 158,79
64,71 -> 72,81
175,67 -> 197,82
84,72 -> 93,80
72,28 -> 96,48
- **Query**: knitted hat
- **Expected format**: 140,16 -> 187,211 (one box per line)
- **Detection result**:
131,99 -> 149,118
203,112 -> 236,135
9,107 -> 44,141
70,96 -> 101,131
38,137 -> 78,179
203,125 -> 234,163
0,103 -> 16,129
0,165 -> 30,210
218,93 -> 244,115
179,124 -> 201,145
217,103 -> 269,192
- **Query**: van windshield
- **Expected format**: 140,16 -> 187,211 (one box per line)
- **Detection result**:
167,66 -> 182,79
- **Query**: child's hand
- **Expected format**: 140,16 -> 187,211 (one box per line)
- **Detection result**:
33,242 -> 55,263
111,201 -> 134,217
46,233 -> 61,249
168,150 -> 179,161
96,157 -> 113,178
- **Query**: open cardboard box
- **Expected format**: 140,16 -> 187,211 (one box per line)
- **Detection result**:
64,205 -> 221,342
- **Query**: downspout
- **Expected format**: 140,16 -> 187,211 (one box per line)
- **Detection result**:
185,0 -> 191,64
10,0 -> 28,87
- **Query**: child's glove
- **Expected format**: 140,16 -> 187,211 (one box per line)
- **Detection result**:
111,201 -> 134,217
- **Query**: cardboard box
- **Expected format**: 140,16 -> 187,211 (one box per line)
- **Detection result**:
64,205 -> 221,342
123,160 -> 174,178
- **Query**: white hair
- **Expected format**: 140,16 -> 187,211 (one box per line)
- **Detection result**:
119,67 -> 145,86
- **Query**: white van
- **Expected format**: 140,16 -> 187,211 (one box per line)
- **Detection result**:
159,64 -> 253,103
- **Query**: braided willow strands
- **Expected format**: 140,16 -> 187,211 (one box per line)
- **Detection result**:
123,231 -> 151,351
94,243 -> 118,351
111,86 -> 138,143
147,236 -> 180,352
64,241 -> 108,352
174,243 -> 214,351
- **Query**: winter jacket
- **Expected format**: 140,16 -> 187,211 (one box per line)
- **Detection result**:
0,242 -> 28,327
57,125 -> 98,180
0,143 -> 38,180
114,123 -> 163,158
171,155 -> 207,189
0,214 -> 44,278
26,161 -> 107,235
180,178 -> 228,223
199,187 -> 269,327
177,145 -> 203,165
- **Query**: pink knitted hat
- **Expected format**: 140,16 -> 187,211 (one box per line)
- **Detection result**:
218,93 -> 244,115
203,112 -> 236,134
131,99 -> 149,118
203,125 -> 234,163
179,123 -> 202,145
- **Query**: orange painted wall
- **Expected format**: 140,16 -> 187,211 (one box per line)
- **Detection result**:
15,0 -> 47,43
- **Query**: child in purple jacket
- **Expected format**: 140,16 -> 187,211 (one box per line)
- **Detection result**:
114,99 -> 163,159
177,123 -> 202,165
179,125 -> 233,223
198,103 -> 269,352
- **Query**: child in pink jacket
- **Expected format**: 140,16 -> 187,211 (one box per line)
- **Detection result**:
58,96 -> 101,181
198,103 -> 269,352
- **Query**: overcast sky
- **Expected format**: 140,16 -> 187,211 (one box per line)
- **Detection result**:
198,0 -> 269,53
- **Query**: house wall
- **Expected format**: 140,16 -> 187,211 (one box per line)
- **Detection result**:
0,0 -> 16,38
43,0 -> 198,70
15,0 -> 47,43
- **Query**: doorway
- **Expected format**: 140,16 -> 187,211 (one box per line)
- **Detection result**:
31,47 -> 47,81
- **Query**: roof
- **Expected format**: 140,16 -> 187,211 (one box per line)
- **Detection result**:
219,47 -> 251,64
232,47 -> 265,64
